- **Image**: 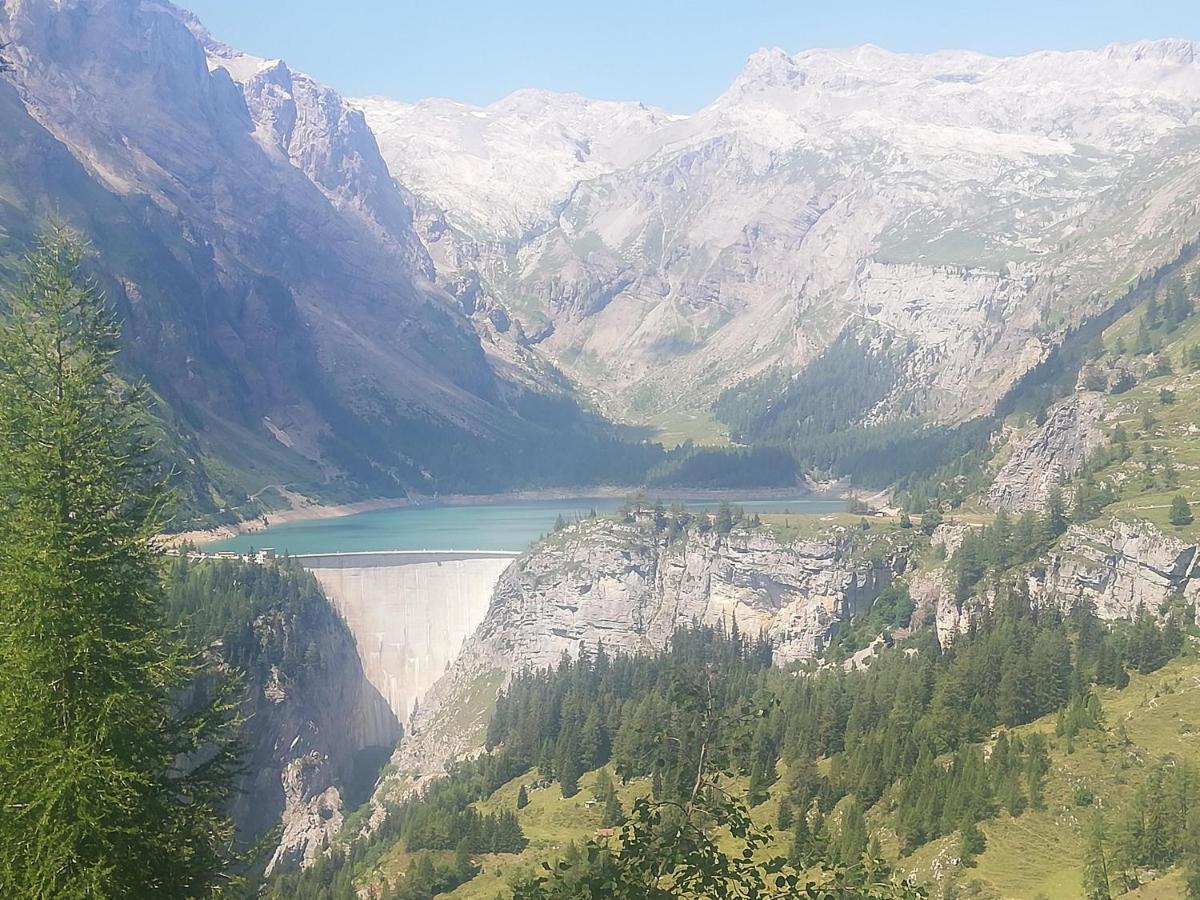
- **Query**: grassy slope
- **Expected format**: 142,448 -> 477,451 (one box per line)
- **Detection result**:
1091,297 -> 1200,543
897,657 -> 1200,899
643,408 -> 731,449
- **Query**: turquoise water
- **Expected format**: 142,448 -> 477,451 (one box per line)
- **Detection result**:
203,496 -> 845,555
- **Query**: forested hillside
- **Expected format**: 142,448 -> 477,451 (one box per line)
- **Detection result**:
265,570 -> 1196,899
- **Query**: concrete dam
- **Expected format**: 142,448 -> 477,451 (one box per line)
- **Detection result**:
297,551 -> 518,722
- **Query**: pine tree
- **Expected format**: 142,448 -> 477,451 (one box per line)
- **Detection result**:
0,231 -> 239,897
1135,318 -> 1154,354
836,797 -> 869,867
776,798 -> 794,830
1044,487 -> 1069,540
1170,494 -> 1194,527
601,789 -> 625,828
516,784 -> 530,810
1082,814 -> 1112,900
959,819 -> 985,866
789,806 -> 813,867
715,501 -> 734,534
747,718 -> 779,806
1185,807 -> 1200,899
592,768 -> 614,802
558,733 -> 582,799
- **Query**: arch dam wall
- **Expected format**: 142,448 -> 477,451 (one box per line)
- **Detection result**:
297,551 -> 518,723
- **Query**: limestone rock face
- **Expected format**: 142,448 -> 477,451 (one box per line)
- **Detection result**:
271,755 -> 344,874
392,518 -> 909,775
908,567 -> 966,646
922,518 -> 1200,647
1028,518 -> 1200,620
230,596 -> 400,874
986,394 -> 1108,511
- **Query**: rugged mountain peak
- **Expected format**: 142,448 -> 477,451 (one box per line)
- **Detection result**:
0,0 -> 584,516
194,24 -> 433,277
364,38 -> 1200,425
354,88 -> 675,241
1102,37 -> 1199,66
716,39 -> 1200,152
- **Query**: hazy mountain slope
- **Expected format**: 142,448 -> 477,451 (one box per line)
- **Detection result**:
0,0 -> 646,525
361,41 -> 1200,427
356,91 -> 678,242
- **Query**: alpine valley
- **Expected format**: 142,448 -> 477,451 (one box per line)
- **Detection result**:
6,2 -> 1200,899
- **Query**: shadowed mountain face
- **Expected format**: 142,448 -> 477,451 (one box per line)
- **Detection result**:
359,42 -> 1200,427
0,0 -> 646,524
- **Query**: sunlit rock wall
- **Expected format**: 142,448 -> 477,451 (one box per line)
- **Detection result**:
298,552 -> 516,721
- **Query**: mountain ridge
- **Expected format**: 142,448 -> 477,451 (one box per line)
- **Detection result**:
358,37 -> 1200,432
0,0 -> 659,525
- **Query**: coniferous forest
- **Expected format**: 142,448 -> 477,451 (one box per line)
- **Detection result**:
269,577 -> 1192,899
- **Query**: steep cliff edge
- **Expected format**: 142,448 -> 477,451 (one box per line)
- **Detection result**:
914,517 -> 1200,645
165,558 -> 400,873
234,595 -> 400,874
387,514 -> 910,779
1029,518 -> 1200,620
985,394 -> 1108,511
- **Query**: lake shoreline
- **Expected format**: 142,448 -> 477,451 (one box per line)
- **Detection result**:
163,483 -> 849,548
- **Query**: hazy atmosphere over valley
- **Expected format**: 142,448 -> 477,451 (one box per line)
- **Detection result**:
3,1 -> 1200,898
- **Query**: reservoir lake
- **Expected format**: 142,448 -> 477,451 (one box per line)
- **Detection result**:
203,496 -> 846,555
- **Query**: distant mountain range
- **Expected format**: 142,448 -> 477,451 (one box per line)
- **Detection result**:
358,40 -> 1200,425
3,0 -> 1200,522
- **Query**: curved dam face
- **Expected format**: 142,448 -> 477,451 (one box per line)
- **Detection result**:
297,551 -> 517,722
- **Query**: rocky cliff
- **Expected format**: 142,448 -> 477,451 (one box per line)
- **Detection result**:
228,587 -> 400,873
985,393 -> 1109,511
915,517 -> 1200,646
1029,518 -> 1200,620
389,515 -> 910,777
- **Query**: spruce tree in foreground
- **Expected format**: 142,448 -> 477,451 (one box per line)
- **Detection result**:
0,231 -> 239,898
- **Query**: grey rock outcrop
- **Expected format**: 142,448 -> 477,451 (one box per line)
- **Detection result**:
1028,518 -> 1200,620
390,518 -> 909,776
986,394 -> 1108,511
230,597 -> 400,873
921,517 -> 1200,647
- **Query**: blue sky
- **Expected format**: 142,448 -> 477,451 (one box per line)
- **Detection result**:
183,0 -> 1200,112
